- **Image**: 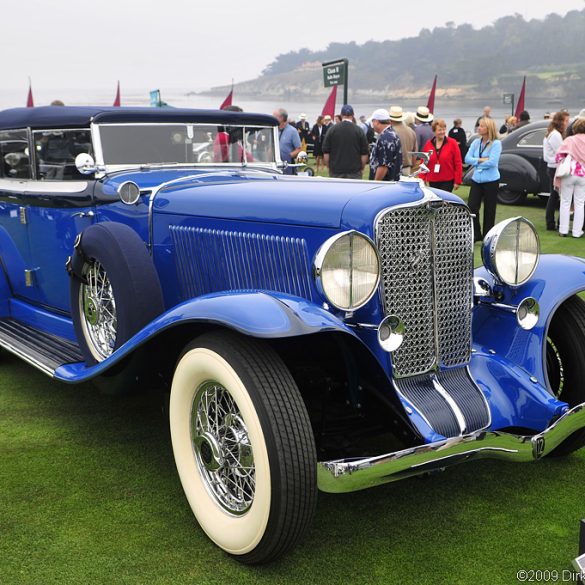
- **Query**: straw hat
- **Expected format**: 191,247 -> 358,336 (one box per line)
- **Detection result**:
415,106 -> 434,122
389,106 -> 404,122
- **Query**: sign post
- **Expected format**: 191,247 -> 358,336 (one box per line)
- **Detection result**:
503,93 -> 515,117
322,59 -> 349,108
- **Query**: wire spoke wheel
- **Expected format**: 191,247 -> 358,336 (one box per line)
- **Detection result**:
170,331 -> 317,563
79,261 -> 117,361
191,381 -> 255,515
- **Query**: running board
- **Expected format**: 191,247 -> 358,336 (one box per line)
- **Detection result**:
0,318 -> 83,376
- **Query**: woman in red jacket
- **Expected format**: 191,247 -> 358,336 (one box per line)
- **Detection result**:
421,118 -> 463,192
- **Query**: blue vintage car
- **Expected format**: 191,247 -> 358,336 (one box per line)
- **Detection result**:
1,106 -> 585,564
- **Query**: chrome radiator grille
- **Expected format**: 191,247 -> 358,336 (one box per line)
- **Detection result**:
376,203 -> 473,377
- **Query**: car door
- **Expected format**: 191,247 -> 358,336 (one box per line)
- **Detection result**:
24,129 -> 96,312
514,127 -> 548,193
0,129 -> 40,302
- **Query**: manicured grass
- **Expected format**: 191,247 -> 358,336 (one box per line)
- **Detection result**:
1,187 -> 584,584
1,353 -> 585,584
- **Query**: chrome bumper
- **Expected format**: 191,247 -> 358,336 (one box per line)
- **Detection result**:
317,402 -> 585,493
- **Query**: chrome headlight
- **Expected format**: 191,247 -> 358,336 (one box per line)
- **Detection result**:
314,231 -> 380,311
482,217 -> 540,287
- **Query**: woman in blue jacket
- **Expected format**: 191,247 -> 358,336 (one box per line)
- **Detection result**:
465,118 -> 502,241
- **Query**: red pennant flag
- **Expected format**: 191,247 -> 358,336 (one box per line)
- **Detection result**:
219,87 -> 233,110
514,76 -> 526,119
322,85 -> 337,118
113,81 -> 121,107
426,75 -> 437,113
26,80 -> 34,108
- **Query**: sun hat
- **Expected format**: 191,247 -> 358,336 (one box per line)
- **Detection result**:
415,106 -> 434,122
389,106 -> 405,122
299,113 -> 306,119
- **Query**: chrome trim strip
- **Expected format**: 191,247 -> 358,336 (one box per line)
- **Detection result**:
0,179 -> 88,194
317,401 -> 585,493
431,373 -> 466,434
0,337 -> 55,377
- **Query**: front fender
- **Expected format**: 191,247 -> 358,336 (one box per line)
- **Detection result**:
54,291 -> 357,382
462,154 -> 540,192
498,153 -> 540,192
472,255 -> 585,427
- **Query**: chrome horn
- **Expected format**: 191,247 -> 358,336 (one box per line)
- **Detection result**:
409,151 -> 431,178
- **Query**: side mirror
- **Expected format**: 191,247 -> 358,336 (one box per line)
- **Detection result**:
75,153 -> 98,175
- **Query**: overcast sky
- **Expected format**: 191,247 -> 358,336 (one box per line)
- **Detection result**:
3,0 -> 584,93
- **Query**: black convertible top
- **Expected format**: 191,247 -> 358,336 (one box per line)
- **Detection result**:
0,106 -> 278,130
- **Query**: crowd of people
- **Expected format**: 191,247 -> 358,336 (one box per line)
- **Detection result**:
275,102 -> 585,240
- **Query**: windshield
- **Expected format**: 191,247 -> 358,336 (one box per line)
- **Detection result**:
98,123 -> 276,167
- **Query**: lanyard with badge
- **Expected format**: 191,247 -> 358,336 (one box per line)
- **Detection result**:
433,138 -> 445,173
476,140 -> 490,172
478,140 -> 490,158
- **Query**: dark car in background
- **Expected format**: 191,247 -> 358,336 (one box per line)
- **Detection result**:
464,121 -> 549,205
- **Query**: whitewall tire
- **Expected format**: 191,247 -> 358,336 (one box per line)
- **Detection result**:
169,331 -> 317,564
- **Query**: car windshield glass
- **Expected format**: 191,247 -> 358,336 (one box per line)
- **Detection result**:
98,124 -> 276,166
33,129 -> 93,180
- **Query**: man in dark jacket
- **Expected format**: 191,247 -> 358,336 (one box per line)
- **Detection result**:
448,118 -> 468,161
322,104 -> 369,179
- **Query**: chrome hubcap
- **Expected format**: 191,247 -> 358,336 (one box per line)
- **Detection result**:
191,381 -> 255,515
79,261 -> 117,361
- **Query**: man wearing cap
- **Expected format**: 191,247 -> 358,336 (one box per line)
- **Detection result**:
415,106 -> 434,151
369,109 -> 402,182
322,104 -> 369,179
389,106 -> 416,175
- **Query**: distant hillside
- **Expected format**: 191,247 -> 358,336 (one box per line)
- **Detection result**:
201,10 -> 585,102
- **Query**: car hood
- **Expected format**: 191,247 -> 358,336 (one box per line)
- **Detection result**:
103,170 -> 462,230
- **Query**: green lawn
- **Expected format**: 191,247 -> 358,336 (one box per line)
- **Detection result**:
1,190 -> 585,584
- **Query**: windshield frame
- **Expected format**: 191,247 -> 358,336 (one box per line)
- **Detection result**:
92,122 -> 280,174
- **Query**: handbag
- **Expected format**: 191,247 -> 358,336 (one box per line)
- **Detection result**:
556,154 -> 572,178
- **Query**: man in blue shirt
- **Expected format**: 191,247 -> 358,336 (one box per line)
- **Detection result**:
273,108 -> 301,175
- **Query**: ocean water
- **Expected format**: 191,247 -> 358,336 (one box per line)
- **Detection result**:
1,87 -> 582,138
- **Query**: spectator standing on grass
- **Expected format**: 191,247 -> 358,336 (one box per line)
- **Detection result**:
474,106 -> 492,132
322,104 -> 369,179
273,108 -> 301,175
465,117 -> 502,242
369,109 -> 402,182
420,118 -> 462,193
389,106 -> 416,175
296,114 -> 311,148
554,118 -> 585,238
414,106 -> 434,151
358,115 -> 368,134
543,110 -> 571,231
448,118 -> 468,161
311,115 -> 326,175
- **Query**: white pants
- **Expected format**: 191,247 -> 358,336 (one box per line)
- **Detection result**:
559,174 -> 585,237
